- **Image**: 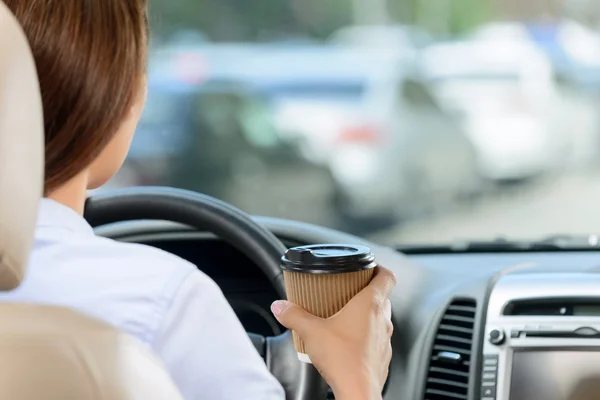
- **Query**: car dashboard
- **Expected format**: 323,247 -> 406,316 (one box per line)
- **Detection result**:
96,218 -> 600,400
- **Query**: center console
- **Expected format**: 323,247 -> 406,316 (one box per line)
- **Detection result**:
483,272 -> 600,400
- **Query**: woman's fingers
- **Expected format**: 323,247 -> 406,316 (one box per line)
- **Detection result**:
271,300 -> 320,338
369,266 -> 397,301
358,266 -> 396,313
383,299 -> 392,321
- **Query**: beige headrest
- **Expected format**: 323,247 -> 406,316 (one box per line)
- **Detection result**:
0,2 -> 44,290
0,304 -> 183,399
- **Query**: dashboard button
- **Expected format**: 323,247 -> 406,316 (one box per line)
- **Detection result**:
488,329 -> 505,345
484,355 -> 498,365
481,355 -> 498,399
481,386 -> 496,399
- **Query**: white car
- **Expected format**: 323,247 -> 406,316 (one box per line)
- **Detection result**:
422,35 -> 569,182
247,46 -> 480,224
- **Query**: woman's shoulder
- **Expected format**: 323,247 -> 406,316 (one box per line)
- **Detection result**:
33,229 -> 199,283
92,235 -> 199,274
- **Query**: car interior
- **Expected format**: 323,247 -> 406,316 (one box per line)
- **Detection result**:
7,1 -> 600,400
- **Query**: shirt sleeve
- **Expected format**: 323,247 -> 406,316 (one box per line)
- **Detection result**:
151,270 -> 285,400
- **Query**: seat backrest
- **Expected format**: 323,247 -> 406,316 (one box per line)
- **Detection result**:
0,4 -> 183,398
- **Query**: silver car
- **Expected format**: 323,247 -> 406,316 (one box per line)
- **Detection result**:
250,46 -> 481,225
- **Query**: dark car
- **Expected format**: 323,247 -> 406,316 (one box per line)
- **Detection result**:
121,80 -> 338,226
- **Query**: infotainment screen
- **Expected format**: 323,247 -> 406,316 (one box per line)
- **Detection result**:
510,351 -> 600,400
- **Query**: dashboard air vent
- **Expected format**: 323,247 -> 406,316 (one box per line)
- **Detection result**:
423,299 -> 477,400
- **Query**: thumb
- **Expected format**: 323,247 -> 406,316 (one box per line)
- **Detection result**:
271,300 -> 320,337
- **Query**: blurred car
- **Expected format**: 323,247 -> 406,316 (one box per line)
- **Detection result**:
526,19 -> 600,89
421,35 -> 569,182
525,20 -> 600,168
122,79 -> 337,226
125,83 -> 192,186
328,76 -> 481,225
241,46 -> 481,225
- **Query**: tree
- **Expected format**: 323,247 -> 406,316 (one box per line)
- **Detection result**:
148,0 -> 345,41
148,0 -> 492,42
389,0 -> 491,35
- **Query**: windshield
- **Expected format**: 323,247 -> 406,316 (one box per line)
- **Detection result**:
109,0 -> 600,245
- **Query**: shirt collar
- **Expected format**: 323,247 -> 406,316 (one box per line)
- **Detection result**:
36,198 -> 95,236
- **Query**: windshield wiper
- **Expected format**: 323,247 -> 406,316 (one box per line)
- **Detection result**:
397,235 -> 600,254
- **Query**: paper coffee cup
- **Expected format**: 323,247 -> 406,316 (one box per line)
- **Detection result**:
280,244 -> 376,363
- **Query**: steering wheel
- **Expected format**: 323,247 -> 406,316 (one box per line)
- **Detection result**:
84,186 -> 329,400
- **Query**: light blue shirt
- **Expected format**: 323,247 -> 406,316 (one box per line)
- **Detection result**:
0,198 -> 285,400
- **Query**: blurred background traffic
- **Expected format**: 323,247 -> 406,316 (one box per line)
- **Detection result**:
104,0 -> 600,245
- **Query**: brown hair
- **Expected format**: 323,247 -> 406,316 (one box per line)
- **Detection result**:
2,0 -> 149,193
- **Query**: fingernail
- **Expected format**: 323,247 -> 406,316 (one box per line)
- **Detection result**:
271,300 -> 288,316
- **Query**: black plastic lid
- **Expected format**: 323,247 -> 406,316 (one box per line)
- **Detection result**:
281,244 -> 376,274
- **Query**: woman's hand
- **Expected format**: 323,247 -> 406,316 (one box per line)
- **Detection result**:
271,266 -> 396,400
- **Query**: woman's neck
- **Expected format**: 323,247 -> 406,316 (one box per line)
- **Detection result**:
46,172 -> 90,216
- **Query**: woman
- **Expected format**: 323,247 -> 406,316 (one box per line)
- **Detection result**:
0,1 -> 396,400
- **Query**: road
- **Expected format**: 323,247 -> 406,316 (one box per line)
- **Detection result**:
373,167 -> 600,245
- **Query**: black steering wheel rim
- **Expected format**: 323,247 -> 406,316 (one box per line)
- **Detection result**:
84,186 -> 328,400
